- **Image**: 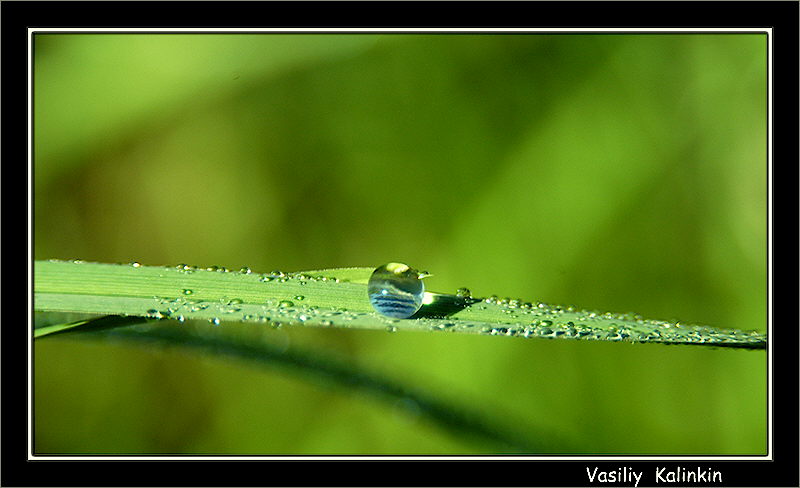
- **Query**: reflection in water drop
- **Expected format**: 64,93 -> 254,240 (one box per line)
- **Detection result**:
368,263 -> 426,319
456,287 -> 472,298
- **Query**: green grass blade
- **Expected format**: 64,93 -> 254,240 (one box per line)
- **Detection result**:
33,260 -> 766,349
35,315 -> 150,339
34,320 -> 92,338
51,318 -> 564,453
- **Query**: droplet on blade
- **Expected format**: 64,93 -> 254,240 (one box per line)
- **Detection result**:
455,287 -> 472,298
367,263 -> 426,319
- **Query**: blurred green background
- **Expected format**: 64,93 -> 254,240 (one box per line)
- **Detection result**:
33,33 -> 767,455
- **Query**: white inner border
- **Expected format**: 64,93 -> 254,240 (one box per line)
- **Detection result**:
27,27 -> 773,462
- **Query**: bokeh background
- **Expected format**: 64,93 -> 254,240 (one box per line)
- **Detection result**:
34,33 -> 767,455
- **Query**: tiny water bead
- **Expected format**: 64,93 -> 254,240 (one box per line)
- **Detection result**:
455,287 -> 472,298
368,263 -> 427,319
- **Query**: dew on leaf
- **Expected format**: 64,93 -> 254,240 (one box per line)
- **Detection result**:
368,263 -> 426,319
456,287 -> 472,298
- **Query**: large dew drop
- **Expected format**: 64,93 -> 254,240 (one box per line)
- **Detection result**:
367,263 -> 426,319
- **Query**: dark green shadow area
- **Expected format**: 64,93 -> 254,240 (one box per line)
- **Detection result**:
659,341 -> 766,351
412,294 -> 482,319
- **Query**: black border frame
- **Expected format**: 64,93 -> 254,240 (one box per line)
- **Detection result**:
4,1 -> 797,486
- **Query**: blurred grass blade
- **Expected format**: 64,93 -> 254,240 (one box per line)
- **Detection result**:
35,315 -> 148,339
56,319 -> 563,453
34,260 -> 766,349
34,319 -> 93,339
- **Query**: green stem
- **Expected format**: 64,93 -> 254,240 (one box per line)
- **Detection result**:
34,260 -> 766,348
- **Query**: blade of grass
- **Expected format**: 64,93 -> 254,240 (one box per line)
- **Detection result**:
35,315 -> 149,339
34,320 -> 92,339
33,260 -> 766,348
41,315 -> 569,453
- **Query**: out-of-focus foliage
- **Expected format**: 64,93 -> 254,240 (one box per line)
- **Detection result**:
34,33 -> 767,455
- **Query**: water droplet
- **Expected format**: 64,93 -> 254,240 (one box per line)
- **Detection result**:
239,266 -> 251,274
294,295 -> 305,301
130,262 -> 141,268
182,289 -> 193,295
367,263 -> 426,319
210,317 -> 220,326
278,300 -> 294,308
456,287 -> 472,298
